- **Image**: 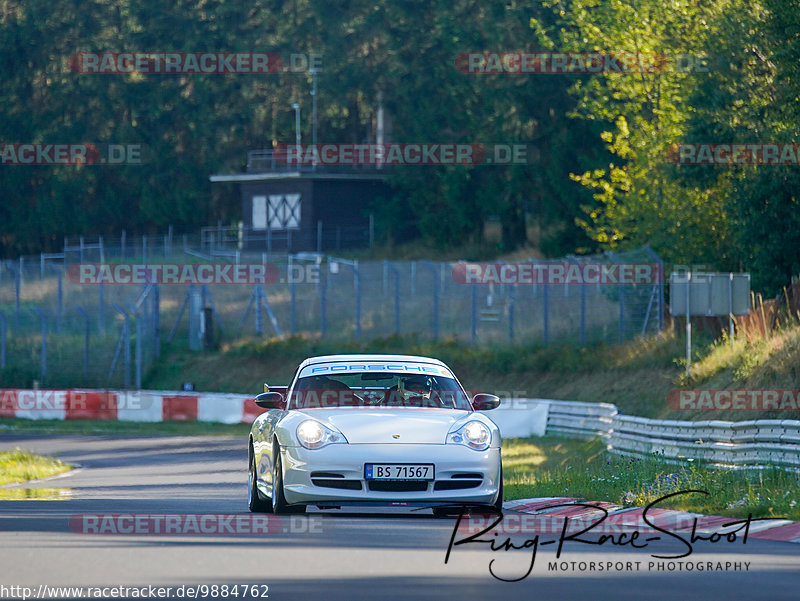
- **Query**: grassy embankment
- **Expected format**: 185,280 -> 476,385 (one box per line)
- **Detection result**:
143,320 -> 800,421
503,436 -> 800,521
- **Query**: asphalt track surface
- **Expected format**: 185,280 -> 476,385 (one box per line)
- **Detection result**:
0,434 -> 798,600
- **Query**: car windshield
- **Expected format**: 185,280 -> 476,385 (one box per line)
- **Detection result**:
289,372 -> 472,410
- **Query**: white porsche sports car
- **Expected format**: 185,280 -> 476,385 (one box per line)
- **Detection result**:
247,354 -> 502,515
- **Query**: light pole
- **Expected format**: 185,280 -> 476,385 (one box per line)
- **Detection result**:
292,103 -> 301,166
309,68 -> 318,170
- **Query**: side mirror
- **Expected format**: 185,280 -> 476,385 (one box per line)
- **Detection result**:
472,393 -> 500,411
254,391 -> 285,410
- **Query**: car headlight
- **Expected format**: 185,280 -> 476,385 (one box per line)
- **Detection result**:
296,420 -> 347,449
447,420 -> 491,451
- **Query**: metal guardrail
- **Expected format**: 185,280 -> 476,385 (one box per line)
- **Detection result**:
544,399 -> 800,470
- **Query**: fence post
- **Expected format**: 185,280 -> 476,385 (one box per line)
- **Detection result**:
317,220 -> 322,253
153,284 -> 160,359
40,254 -> 45,279
75,306 -> 90,380
320,269 -> 327,337
618,282 -> 626,343
0,310 -> 5,369
254,285 -> 262,336
369,213 -> 374,248
355,263 -> 361,337
14,266 -> 21,330
79,236 -> 84,262
113,304 -> 132,388
419,261 -> 439,341
392,265 -> 400,335
31,307 -> 47,379
508,285 -> 515,342
56,269 -> 63,332
580,283 -> 587,345
644,245 -> 664,331
543,277 -> 549,346
121,230 -> 126,261
99,282 -> 105,336
290,274 -> 297,335
143,235 -> 147,263
471,284 -> 477,343
135,313 -> 142,389
99,236 -> 105,263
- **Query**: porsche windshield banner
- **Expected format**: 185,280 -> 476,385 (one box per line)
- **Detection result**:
298,362 -> 453,379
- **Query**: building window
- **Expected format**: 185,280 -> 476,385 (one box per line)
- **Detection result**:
252,195 -> 267,230
268,193 -> 301,229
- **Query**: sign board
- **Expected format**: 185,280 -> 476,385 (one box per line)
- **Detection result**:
669,273 -> 750,316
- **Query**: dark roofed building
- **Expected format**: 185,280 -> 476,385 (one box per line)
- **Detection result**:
210,150 -> 392,252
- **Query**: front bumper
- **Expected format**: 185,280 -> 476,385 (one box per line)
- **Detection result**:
279,443 -> 501,507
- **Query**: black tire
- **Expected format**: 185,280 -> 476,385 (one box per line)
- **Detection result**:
433,468 -> 503,518
492,467 -> 504,514
248,444 -> 272,513
272,445 -> 306,514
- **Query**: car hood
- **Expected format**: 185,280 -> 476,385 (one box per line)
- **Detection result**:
295,408 -> 471,444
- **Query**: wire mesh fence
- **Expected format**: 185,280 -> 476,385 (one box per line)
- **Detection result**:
0,229 -> 663,389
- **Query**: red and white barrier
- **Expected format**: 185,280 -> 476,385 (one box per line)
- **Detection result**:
0,389 -> 265,424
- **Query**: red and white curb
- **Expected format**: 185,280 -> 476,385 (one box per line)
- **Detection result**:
0,389 -> 265,424
500,497 -> 800,543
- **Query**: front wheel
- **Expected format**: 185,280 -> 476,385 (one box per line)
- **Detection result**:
272,445 -> 306,514
492,468 -> 504,513
248,445 -> 272,513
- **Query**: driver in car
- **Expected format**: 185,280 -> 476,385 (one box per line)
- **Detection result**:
384,375 -> 436,407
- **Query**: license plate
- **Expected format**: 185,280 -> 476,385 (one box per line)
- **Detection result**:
365,463 -> 434,480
